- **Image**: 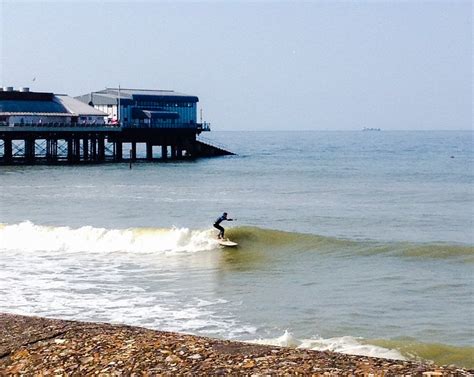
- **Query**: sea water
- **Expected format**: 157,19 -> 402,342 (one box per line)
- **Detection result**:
0,131 -> 472,368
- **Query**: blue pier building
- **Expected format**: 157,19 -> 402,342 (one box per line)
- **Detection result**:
76,88 -> 207,131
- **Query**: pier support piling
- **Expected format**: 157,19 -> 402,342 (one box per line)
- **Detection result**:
131,142 -> 137,161
83,138 -> 89,161
0,124 -> 232,165
98,136 -> 105,161
25,138 -> 35,163
115,142 -> 122,161
146,142 -> 153,160
4,138 -> 12,163
161,145 -> 168,160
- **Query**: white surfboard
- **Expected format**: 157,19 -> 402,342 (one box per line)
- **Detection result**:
218,239 -> 238,247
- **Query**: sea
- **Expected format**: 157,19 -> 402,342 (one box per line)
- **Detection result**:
0,130 -> 473,368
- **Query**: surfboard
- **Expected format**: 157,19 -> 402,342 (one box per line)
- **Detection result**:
218,239 -> 238,247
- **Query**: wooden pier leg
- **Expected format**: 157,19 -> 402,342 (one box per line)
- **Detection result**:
83,138 -> 89,161
25,138 -> 35,163
98,136 -> 105,161
90,138 -> 96,161
184,139 -> 195,158
170,145 -> 177,159
51,139 -> 58,162
161,145 -> 168,160
131,142 -> 137,161
67,139 -> 74,162
74,138 -> 81,162
4,138 -> 12,163
115,142 -> 122,161
146,142 -> 153,160
46,139 -> 52,162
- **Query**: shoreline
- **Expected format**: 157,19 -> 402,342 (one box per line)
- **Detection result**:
1,313 -> 472,375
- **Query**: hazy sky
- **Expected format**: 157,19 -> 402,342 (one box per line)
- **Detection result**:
0,0 -> 472,130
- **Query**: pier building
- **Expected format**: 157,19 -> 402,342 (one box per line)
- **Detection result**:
0,87 -> 106,126
0,87 -> 232,164
76,88 -> 204,130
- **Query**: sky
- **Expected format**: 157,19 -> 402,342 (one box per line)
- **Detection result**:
0,0 -> 472,131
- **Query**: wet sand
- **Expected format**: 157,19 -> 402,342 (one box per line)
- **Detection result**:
0,313 -> 472,376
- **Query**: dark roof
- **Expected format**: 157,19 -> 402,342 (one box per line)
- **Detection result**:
0,100 -> 68,114
0,91 -> 54,101
0,91 -> 107,117
0,112 -> 71,117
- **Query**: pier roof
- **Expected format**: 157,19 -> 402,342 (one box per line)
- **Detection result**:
76,88 -> 199,105
0,112 -> 71,117
0,90 -> 106,117
56,95 -> 107,116
0,99 -> 68,114
105,88 -> 197,99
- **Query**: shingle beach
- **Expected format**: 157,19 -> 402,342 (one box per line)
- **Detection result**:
1,313 -> 472,376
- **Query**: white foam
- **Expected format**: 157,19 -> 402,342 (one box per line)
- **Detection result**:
250,330 -> 405,360
0,221 -> 252,340
0,221 -> 219,254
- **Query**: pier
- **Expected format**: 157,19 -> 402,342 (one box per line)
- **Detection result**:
0,123 -> 233,164
0,87 -> 233,164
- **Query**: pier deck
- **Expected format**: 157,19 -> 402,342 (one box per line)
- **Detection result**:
0,123 -> 233,164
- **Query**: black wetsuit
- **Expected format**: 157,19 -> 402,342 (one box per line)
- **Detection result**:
213,214 -> 228,239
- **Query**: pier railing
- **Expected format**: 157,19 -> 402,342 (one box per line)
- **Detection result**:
0,121 -> 211,132
200,122 -> 211,131
121,122 -> 211,131
0,122 -> 119,129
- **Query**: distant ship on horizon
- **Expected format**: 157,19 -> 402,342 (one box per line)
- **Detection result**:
362,127 -> 381,131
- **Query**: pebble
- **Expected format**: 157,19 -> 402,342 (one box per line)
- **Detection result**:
1,313 -> 472,376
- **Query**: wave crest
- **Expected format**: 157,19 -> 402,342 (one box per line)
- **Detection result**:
250,331 -> 406,360
227,226 -> 472,261
0,221 -> 218,254
1,222 -> 471,261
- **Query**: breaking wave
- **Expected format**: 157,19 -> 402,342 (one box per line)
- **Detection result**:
250,331 -> 405,360
250,331 -> 474,369
0,222 -> 472,262
0,221 -> 219,254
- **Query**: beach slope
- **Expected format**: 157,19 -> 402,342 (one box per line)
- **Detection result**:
0,313 -> 471,375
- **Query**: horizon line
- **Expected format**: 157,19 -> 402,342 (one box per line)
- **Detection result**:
208,129 -> 473,132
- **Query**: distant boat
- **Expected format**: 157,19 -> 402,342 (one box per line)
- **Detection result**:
362,127 -> 381,131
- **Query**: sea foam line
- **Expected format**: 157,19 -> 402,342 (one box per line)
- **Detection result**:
250,330 -> 406,361
0,221 -> 219,254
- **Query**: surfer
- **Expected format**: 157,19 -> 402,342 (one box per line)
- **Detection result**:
213,212 -> 233,239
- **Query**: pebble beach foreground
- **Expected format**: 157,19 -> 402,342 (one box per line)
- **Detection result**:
0,314 -> 472,376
